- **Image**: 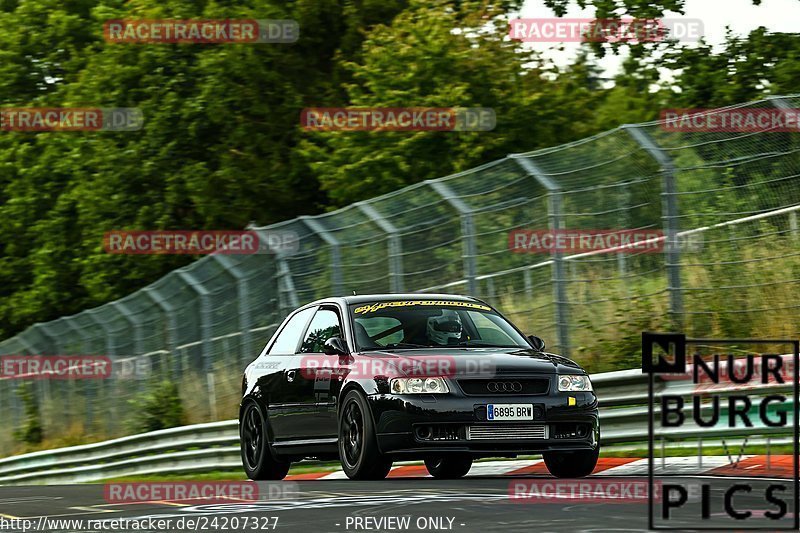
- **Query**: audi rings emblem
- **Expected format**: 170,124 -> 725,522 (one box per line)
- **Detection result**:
486,381 -> 522,393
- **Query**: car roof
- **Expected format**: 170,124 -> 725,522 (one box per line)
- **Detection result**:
308,293 -> 486,306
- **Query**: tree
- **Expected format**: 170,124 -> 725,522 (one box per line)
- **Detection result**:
299,0 -> 609,207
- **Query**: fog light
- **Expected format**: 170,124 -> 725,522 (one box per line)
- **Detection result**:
415,426 -> 433,440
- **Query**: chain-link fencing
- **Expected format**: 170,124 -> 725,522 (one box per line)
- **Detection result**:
1,95 -> 799,456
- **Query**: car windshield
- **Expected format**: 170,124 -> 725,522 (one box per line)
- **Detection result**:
349,300 -> 531,351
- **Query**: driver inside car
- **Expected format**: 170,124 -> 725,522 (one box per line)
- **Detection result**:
426,310 -> 464,346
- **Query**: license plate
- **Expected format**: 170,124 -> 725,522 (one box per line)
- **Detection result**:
486,404 -> 534,421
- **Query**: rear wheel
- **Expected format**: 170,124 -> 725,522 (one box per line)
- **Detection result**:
240,401 -> 291,480
424,454 -> 473,479
542,448 -> 599,478
339,390 -> 393,480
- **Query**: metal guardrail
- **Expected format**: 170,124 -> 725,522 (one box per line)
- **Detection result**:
0,368 -> 791,485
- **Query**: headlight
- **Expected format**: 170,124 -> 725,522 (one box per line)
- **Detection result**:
558,374 -> 592,392
390,377 -> 450,394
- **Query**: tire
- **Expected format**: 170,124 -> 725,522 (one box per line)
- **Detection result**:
424,454 -> 473,479
542,448 -> 599,478
240,401 -> 291,480
338,390 -> 393,480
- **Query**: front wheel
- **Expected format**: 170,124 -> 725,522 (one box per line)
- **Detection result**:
338,390 -> 393,480
542,448 -> 599,478
424,454 -> 473,479
240,401 -> 291,480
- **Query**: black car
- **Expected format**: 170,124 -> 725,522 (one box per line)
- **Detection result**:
239,294 -> 599,480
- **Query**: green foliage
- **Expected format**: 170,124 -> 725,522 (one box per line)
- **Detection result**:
299,1 -> 608,206
13,382 -> 43,445
129,380 -> 185,433
1,0 -> 799,344
0,0 -> 410,338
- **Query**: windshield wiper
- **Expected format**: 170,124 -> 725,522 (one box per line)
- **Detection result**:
454,340 -> 521,348
382,342 -> 432,349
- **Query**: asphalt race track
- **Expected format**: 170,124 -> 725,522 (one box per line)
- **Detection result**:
0,474 -> 796,533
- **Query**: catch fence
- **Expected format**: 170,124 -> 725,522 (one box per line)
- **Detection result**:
1,95 -> 799,456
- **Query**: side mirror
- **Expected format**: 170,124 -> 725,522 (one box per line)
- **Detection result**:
323,337 -> 349,356
527,335 -> 546,351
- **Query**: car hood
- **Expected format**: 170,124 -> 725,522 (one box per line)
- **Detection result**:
355,347 -> 584,377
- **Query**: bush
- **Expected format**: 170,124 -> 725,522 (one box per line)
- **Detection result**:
129,380 -> 186,433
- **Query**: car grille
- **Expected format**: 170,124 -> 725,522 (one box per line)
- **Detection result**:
466,424 -> 548,440
457,378 -> 549,396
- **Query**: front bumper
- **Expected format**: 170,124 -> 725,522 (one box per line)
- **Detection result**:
367,387 -> 599,457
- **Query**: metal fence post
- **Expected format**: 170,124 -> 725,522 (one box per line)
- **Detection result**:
300,216 -> 343,296
21,326 -> 55,434
625,125 -> 684,328
16,332 -> 37,356
29,324 -> 57,355
356,201 -> 404,293
175,271 -> 213,374
770,97 -> 800,241
618,183 -> 631,296
63,316 -> 96,434
85,309 -> 117,433
144,287 -> 181,379
112,301 -> 143,356
211,255 -> 252,366
112,300 -> 146,393
250,229 -> 299,317
175,270 -> 215,420
58,317 -> 91,354
513,156 -> 571,357
275,253 -> 300,316
35,323 -> 59,411
426,180 -> 479,296
86,309 -> 117,357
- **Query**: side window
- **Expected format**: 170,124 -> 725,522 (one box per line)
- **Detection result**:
299,309 -> 342,353
268,307 -> 316,355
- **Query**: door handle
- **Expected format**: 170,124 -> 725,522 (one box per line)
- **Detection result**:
286,370 -> 296,382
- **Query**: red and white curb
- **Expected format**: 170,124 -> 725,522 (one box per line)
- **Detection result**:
286,455 -> 795,480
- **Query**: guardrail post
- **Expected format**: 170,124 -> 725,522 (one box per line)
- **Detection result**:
426,180 -> 479,296
144,287 -> 181,379
300,216 -> 343,296
357,201 -> 405,293
211,255 -> 253,367
624,125 -> 684,328
175,271 -> 213,375
512,156 -> 570,357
